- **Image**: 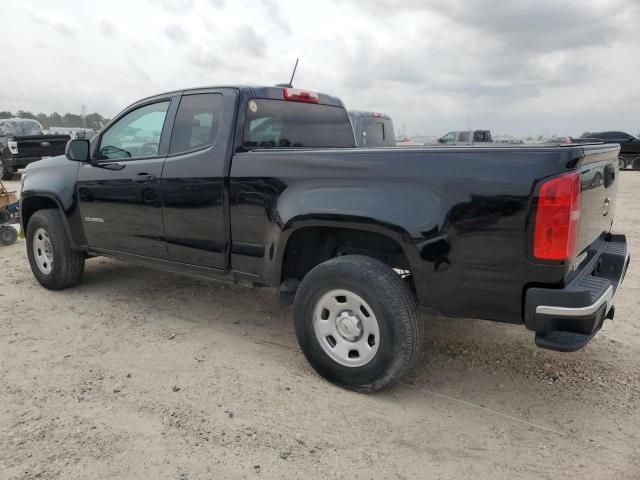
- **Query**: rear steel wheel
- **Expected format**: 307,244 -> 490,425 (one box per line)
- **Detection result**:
294,255 -> 424,392
313,289 -> 381,367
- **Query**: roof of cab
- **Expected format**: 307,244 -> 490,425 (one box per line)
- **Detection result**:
348,110 -> 391,119
130,85 -> 345,109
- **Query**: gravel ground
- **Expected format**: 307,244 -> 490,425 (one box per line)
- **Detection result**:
1,174 -> 639,479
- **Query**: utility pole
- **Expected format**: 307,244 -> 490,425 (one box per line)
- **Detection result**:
81,104 -> 86,129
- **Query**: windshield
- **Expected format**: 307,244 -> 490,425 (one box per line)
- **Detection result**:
243,99 -> 355,149
0,119 -> 43,136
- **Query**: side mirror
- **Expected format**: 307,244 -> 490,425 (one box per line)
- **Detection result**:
65,139 -> 90,162
438,138 -> 445,144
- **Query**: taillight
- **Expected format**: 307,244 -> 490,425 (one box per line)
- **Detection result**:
533,171 -> 581,260
283,88 -> 319,103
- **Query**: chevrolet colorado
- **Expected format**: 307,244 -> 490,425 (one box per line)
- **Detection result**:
0,118 -> 70,180
20,86 -> 629,391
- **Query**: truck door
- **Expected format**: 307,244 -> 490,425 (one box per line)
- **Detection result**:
76,97 -> 177,259
161,89 -> 237,269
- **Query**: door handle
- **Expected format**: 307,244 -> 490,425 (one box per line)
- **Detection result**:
132,173 -> 156,183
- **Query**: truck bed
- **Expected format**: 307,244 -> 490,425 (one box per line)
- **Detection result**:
230,143 -> 619,323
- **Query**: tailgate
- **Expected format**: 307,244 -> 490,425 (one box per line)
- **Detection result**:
576,144 -> 619,255
14,135 -> 70,158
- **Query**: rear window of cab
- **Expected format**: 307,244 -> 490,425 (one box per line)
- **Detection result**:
243,99 -> 355,149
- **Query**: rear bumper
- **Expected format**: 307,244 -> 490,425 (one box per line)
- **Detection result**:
524,233 -> 629,352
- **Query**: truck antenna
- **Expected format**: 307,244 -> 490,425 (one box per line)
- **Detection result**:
275,58 -> 299,88
288,58 -> 299,87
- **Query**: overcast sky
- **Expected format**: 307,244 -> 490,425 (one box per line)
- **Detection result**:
1,0 -> 638,137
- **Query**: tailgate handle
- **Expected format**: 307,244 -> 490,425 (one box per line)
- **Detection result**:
604,164 -> 615,188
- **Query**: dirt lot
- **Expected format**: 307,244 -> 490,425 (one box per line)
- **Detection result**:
1,174 -> 639,480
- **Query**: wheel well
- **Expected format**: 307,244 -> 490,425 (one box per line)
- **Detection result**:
21,197 -> 60,230
281,227 -> 412,287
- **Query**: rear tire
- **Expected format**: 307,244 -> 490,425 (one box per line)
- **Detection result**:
618,155 -> 628,170
0,159 -> 13,180
0,226 -> 18,246
26,209 -> 84,289
632,156 -> 640,171
294,255 -> 424,392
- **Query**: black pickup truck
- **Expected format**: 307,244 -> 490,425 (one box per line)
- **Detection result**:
20,86 -> 629,392
0,118 -> 70,179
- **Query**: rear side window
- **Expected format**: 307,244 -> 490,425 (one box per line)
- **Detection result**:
458,132 -> 470,143
243,99 -> 355,149
170,94 -> 223,155
474,131 -> 489,142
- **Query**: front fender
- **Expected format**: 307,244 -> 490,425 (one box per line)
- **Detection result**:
20,156 -> 86,248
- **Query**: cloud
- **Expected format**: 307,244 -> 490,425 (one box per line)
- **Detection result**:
156,0 -> 195,13
4,0 -> 640,137
188,46 -> 220,69
260,0 -> 291,34
29,12 -> 77,37
165,23 -> 188,44
233,25 -> 267,57
98,18 -> 117,37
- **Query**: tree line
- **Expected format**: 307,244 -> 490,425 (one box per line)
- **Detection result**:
0,110 -> 110,130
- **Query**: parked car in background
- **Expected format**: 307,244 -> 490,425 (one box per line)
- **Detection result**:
46,127 -> 98,140
438,130 -> 492,145
0,118 -> 70,179
348,111 -> 395,147
573,131 -> 640,170
20,85 -> 629,392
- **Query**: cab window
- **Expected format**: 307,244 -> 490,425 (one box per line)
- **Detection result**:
99,101 -> 170,160
243,99 -> 354,148
440,132 -> 456,143
169,94 -> 223,155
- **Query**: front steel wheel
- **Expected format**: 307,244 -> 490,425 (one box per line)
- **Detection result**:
26,209 -> 84,289
32,227 -> 54,274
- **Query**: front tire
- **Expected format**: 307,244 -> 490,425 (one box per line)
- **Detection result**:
632,156 -> 640,171
26,209 -> 85,289
294,255 -> 424,392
